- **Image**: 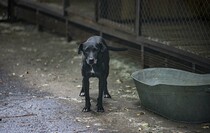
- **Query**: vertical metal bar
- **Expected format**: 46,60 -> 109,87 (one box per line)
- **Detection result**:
36,10 -> 43,32
141,45 -> 144,68
137,0 -> 143,68
95,0 -> 99,22
63,0 -> 71,41
65,20 -> 72,42
65,19 -> 68,40
164,58 -> 168,67
192,63 -> 196,72
36,9 -> 39,29
63,0 -> 70,16
135,0 -> 142,36
8,0 -> 15,21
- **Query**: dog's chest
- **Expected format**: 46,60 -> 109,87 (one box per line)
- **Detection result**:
90,66 -> 95,74
88,64 -> 105,77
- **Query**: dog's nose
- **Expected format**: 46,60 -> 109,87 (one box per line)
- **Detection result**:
89,58 -> 95,65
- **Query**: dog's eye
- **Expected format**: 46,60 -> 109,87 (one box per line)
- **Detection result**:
84,48 -> 90,53
92,48 -> 98,52
84,47 -> 98,54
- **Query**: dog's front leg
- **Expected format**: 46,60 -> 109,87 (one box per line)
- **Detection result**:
103,79 -> 111,98
79,87 -> 85,97
82,77 -> 91,112
97,77 -> 105,112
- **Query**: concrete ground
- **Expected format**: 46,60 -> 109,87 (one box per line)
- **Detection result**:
0,22 -> 210,133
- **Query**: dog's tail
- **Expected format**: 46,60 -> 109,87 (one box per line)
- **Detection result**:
107,46 -> 128,51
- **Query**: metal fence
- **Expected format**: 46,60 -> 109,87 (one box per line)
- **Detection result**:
69,0 -> 210,72
67,0 -> 210,59
1,0 -> 210,73
98,0 -> 136,32
141,0 -> 210,59
67,0 -> 95,18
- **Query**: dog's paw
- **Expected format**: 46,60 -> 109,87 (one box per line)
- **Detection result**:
97,106 -> 104,112
82,107 -> 91,112
104,93 -> 111,98
79,92 -> 85,97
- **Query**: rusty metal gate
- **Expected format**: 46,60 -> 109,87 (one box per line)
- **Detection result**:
1,0 -> 210,73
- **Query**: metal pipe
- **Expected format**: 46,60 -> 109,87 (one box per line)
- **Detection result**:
63,0 -> 70,16
135,0 -> 142,36
8,0 -> 15,21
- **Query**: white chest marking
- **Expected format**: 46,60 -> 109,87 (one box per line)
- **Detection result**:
90,66 -> 95,74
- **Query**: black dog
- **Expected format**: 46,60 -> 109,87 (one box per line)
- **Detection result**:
78,36 -> 127,112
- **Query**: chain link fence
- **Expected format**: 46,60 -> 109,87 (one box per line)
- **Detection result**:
0,0 -> 7,20
68,0 -> 210,60
67,0 -> 95,18
1,0 -> 209,72
98,0 -> 136,32
3,0 -> 208,60
68,0 -> 210,72
96,0 -> 210,59
141,0 -> 210,59
31,0 -> 63,8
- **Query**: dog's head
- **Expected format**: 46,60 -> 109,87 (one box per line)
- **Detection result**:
78,39 -> 106,65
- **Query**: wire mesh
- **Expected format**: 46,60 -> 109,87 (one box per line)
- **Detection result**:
144,50 -> 196,72
30,0 -> 63,10
0,0 -> 7,20
34,0 -> 62,5
97,0 -> 210,59
67,0 -> 95,18
0,0 -> 7,6
141,0 -> 210,59
4,0 -> 209,72
98,0 -> 136,32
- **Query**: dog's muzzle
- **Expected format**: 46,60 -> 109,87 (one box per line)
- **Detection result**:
86,58 -> 97,65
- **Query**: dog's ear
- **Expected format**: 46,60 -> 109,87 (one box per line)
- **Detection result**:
78,43 -> 83,54
100,42 -> 107,52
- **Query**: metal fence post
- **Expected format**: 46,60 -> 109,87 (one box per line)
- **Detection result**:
63,0 -> 70,16
95,0 -> 100,22
136,0 -> 144,67
135,0 -> 142,36
141,45 -> 145,68
63,0 -> 71,41
8,0 -> 15,21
